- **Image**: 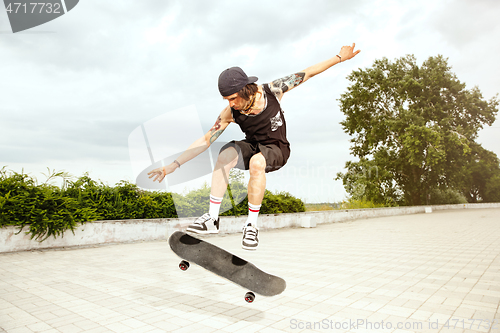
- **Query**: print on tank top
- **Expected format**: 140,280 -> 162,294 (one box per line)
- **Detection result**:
270,110 -> 283,131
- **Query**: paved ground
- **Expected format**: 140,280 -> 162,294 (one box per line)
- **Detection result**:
1,208 -> 499,333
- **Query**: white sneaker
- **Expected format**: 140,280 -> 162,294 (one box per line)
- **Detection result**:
187,213 -> 220,234
242,224 -> 259,250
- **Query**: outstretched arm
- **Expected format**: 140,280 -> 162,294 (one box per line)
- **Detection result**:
148,106 -> 233,183
269,43 -> 361,100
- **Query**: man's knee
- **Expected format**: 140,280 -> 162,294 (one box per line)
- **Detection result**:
249,154 -> 266,174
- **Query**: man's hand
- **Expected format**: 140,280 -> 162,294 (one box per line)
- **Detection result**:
338,43 -> 361,62
148,163 -> 178,183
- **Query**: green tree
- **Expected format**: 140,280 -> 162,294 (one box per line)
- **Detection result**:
484,174 -> 500,202
460,143 -> 500,202
336,55 -> 499,205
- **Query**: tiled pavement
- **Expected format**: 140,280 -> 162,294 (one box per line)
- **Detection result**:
1,208 -> 499,333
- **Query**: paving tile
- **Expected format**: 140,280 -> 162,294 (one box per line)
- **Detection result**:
1,328 -> 33,333
25,321 -> 53,332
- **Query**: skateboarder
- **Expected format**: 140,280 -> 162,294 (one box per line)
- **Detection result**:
149,43 -> 361,250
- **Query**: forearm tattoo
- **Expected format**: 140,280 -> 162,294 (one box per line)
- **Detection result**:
209,116 -> 224,144
270,72 -> 305,99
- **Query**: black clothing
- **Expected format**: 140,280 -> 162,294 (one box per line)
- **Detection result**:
221,84 -> 290,173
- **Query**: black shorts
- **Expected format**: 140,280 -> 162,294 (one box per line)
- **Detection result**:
220,140 -> 288,173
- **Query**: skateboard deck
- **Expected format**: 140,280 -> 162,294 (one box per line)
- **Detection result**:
168,231 -> 286,302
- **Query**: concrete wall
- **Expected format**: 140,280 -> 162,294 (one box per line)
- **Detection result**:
1,203 -> 499,253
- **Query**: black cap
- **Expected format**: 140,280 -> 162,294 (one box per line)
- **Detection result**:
218,67 -> 258,97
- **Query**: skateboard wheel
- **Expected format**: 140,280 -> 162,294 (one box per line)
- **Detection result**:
244,292 -> 255,303
179,260 -> 190,271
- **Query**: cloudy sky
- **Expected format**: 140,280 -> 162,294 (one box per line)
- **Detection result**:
1,0 -> 499,203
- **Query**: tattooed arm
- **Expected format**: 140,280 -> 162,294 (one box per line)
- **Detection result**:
204,106 -> 232,145
269,72 -> 306,101
148,107 -> 232,182
174,106 -> 232,163
269,43 -> 361,100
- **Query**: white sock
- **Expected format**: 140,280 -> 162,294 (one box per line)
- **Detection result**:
208,195 -> 223,219
246,202 -> 261,227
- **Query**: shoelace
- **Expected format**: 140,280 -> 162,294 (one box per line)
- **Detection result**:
194,214 -> 212,226
244,228 -> 257,239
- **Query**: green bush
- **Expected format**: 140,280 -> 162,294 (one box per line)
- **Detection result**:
63,176 -> 177,220
340,199 -> 389,209
0,169 -> 100,241
261,190 -> 306,214
1,168 -> 306,240
428,188 -> 468,205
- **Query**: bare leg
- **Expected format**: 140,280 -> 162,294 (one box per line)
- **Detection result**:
247,153 -> 266,205
210,147 -> 239,198
242,153 -> 266,250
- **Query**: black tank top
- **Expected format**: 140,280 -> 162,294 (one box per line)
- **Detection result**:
231,84 -> 290,161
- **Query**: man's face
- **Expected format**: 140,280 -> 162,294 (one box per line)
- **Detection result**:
223,93 -> 246,110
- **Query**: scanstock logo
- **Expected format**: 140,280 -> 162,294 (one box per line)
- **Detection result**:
3,0 -> 79,33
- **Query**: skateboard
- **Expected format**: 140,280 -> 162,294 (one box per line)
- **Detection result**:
168,231 -> 286,303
